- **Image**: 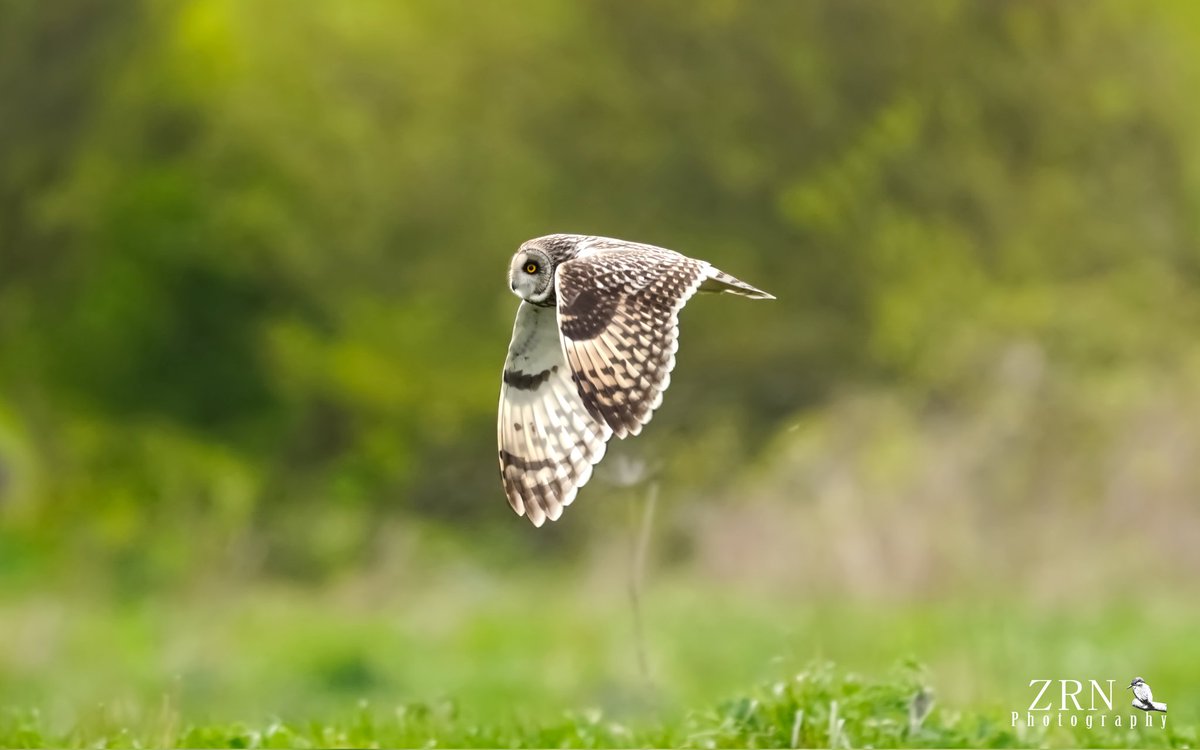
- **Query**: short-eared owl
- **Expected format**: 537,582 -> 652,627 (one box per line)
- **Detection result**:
498,234 -> 773,526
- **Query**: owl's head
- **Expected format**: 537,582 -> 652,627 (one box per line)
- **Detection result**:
508,237 -> 568,304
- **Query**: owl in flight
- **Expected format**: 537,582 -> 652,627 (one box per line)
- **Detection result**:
498,234 -> 773,526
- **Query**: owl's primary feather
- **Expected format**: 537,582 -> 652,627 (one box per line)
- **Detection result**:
557,247 -> 707,438
498,234 -> 772,526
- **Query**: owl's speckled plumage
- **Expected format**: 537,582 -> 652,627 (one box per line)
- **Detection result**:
498,234 -> 773,526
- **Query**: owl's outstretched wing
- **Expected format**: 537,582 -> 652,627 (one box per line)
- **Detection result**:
555,247 -> 708,439
498,301 -> 613,526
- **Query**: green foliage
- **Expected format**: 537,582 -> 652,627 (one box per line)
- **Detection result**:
2,578 -> 1197,748
4,0 -> 1200,572
1,662 -> 1195,748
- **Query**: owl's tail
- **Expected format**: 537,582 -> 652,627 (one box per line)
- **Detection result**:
700,266 -> 775,300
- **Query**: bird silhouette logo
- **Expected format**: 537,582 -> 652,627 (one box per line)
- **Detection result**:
1128,677 -> 1167,713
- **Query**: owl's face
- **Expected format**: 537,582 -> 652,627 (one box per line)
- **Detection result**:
508,245 -> 556,304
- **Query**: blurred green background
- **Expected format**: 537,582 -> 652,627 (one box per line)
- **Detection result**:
2,0 -> 1200,739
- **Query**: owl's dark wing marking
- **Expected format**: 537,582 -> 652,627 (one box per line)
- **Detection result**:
555,248 -> 708,439
498,301 -> 613,526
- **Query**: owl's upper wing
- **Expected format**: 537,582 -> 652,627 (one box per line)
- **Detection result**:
498,301 -> 613,526
555,247 -> 708,439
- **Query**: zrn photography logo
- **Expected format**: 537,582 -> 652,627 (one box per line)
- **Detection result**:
1013,676 -> 1168,731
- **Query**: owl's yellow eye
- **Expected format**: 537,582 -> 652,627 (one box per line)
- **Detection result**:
525,262 -> 538,274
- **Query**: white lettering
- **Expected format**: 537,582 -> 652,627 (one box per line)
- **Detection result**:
1061,680 -> 1084,711
1089,680 -> 1114,711
1029,679 -> 1053,711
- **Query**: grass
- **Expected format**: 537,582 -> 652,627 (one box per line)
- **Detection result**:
0,571 -> 1197,748
0,662 -> 1195,748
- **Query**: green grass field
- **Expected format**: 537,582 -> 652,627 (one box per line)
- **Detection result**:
5,661 -> 1193,749
1,573 -> 1195,748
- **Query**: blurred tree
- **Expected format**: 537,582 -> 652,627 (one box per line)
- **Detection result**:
0,0 -> 1198,580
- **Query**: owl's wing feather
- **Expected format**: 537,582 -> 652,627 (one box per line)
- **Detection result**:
498,301 -> 613,526
555,247 -> 708,439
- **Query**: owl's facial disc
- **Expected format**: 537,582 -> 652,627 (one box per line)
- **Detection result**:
509,248 -> 553,302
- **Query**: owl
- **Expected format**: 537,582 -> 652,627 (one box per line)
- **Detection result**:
498,234 -> 773,526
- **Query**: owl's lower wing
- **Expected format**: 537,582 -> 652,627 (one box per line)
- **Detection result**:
555,248 -> 708,438
498,302 -> 613,526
